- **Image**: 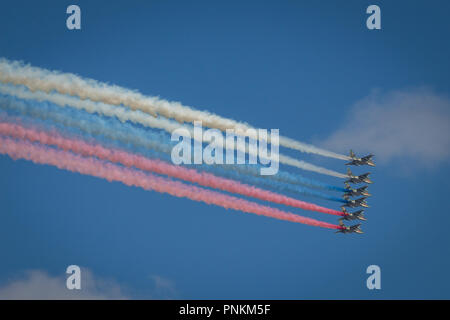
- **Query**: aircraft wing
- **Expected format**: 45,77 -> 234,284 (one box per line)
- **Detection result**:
359,173 -> 370,178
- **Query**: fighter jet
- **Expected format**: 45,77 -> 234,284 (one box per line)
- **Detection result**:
345,168 -> 372,184
341,196 -> 369,209
335,221 -> 363,234
339,208 -> 366,222
346,150 -> 375,167
343,183 -> 371,200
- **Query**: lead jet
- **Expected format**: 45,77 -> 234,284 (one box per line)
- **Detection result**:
336,221 -> 363,234
341,196 -> 369,209
346,150 -> 375,167
343,183 -> 371,200
340,208 -> 366,222
345,168 -> 372,184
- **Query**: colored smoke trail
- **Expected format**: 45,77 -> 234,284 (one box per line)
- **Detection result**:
0,135 -> 341,229
201,163 -> 347,203
0,83 -> 346,177
0,58 -> 350,161
0,94 -> 347,193
230,164 -> 347,193
0,121 -> 345,215
11,105 -> 344,202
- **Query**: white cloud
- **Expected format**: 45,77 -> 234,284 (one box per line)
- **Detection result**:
149,275 -> 177,299
0,269 -> 128,300
321,88 -> 450,167
0,269 -> 178,300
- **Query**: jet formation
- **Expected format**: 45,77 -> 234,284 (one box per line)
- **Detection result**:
338,150 -> 375,234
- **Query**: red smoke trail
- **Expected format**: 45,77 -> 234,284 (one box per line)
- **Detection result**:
0,121 -> 344,216
0,135 -> 340,229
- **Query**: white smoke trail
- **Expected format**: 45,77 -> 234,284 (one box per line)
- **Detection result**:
0,83 -> 347,178
0,58 -> 350,161
278,136 -> 349,161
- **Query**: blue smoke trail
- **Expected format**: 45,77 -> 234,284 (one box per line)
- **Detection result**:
0,93 -> 347,200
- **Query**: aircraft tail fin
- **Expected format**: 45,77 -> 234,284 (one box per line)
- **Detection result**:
347,168 -> 352,176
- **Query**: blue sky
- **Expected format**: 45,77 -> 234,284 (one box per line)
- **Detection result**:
0,0 -> 449,299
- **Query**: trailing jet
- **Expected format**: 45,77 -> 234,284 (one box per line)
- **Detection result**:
340,208 -> 366,222
343,183 -> 371,200
336,221 -> 363,234
341,196 -> 369,209
346,150 -> 375,167
345,168 -> 372,184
